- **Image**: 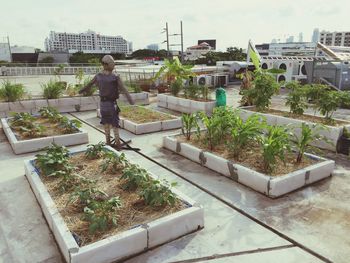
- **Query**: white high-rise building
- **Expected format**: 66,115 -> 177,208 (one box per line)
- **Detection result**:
319,31 -> 350,47
45,30 -> 129,54
312,28 -> 320,43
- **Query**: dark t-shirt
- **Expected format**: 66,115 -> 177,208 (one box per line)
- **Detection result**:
96,73 -> 119,100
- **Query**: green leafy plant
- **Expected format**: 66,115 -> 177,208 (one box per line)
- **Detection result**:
181,113 -> 199,140
120,164 -> 149,190
69,183 -> 107,206
75,69 -> 85,86
315,90 -> 347,124
246,71 -> 280,112
35,144 -> 70,176
169,78 -> 183,96
9,112 -> 35,128
58,116 -> 82,134
229,114 -> 265,159
285,81 -> 308,115
18,122 -> 46,138
0,80 -> 25,102
261,125 -> 292,173
139,179 -> 177,207
292,123 -> 329,163
39,106 -> 62,123
200,85 -> 210,101
198,111 -> 222,151
100,151 -> 128,173
184,84 -> 200,99
85,142 -> 107,159
153,57 -> 194,96
54,64 -> 66,82
41,80 -> 64,99
83,196 -> 122,234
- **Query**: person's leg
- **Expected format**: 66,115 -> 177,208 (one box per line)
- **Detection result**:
112,127 -> 121,148
104,124 -> 111,145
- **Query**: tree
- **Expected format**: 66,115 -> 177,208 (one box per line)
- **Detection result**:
38,56 -> 54,64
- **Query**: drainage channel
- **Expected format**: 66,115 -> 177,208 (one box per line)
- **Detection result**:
69,113 -> 333,263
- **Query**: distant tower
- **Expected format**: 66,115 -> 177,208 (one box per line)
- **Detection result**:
312,28 -> 320,43
298,32 -> 303,42
271,38 -> 277,43
286,36 -> 294,43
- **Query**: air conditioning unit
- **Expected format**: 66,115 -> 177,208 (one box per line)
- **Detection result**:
212,74 -> 229,87
193,75 -> 213,86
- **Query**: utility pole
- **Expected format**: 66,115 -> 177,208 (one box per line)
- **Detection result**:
180,21 -> 184,62
7,36 -> 12,63
166,22 -> 170,57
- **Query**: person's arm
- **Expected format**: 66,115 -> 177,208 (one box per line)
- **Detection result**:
79,75 -> 97,94
118,77 -> 135,105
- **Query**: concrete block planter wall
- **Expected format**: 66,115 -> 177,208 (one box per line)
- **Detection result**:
1,118 -> 89,154
157,94 -> 216,115
97,106 -> 182,135
24,146 -> 204,263
118,92 -> 150,105
239,106 -> 350,152
163,134 -> 335,198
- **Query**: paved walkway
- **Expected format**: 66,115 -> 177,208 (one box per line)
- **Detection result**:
0,86 -> 349,262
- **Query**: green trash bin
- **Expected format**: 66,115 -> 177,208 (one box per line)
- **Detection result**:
216,87 -> 226,107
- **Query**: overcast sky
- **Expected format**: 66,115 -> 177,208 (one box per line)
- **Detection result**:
1,0 -> 349,51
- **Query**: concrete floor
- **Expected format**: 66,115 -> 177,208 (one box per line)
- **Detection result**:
0,81 -> 350,262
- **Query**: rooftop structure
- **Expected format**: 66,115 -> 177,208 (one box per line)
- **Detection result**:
45,30 -> 129,54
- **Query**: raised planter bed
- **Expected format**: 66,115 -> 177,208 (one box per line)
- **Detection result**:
0,93 -> 149,117
163,133 -> 335,198
24,146 -> 204,263
157,94 -> 216,115
239,106 -> 350,152
97,105 -> 182,134
1,116 -> 88,154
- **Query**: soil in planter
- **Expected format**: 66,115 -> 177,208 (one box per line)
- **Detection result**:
249,108 -> 350,127
38,153 -> 184,246
120,106 -> 176,124
177,134 -> 319,176
11,117 -> 79,141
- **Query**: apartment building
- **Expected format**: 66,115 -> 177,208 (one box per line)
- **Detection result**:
45,30 -> 129,54
319,31 -> 350,47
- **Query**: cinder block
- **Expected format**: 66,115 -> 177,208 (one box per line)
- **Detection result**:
11,137 -> 54,154
157,100 -> 167,108
147,206 -> 204,248
0,102 -> 9,114
8,101 -> 35,113
57,97 -> 81,113
123,120 -> 136,134
161,118 -> 182,130
306,159 -> 335,184
190,100 -> 206,112
52,213 -> 79,263
34,99 -> 49,110
269,170 -> 306,197
203,152 -> 230,177
71,227 -> 147,263
179,143 -> 202,163
167,95 -> 179,106
237,165 -> 270,195
53,131 -> 89,146
178,97 -> 191,108
157,94 -> 167,103
162,136 -> 178,152
135,122 -> 161,134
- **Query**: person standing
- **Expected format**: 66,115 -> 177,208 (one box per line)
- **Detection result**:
79,55 -> 134,148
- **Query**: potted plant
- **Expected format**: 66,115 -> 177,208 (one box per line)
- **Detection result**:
337,128 -> 350,155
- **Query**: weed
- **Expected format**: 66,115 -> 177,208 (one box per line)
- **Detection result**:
0,80 -> 25,102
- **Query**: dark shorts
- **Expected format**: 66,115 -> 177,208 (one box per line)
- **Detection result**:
100,101 -> 120,127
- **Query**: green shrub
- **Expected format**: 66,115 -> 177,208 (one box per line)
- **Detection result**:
285,81 -> 308,115
0,80 -> 25,102
197,111 -> 223,151
41,80 -> 64,99
35,144 -> 70,176
170,79 -> 183,96
139,179 -> 177,207
181,113 -> 200,140
315,90 -> 349,123
229,114 -> 265,159
184,84 -> 200,99
261,125 -> 291,174
85,142 -> 106,159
